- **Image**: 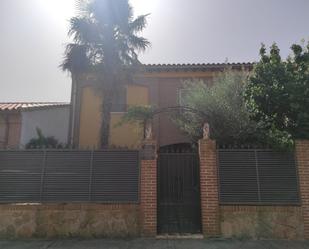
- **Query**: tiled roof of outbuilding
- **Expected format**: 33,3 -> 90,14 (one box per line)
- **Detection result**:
144,62 -> 253,72
0,102 -> 70,111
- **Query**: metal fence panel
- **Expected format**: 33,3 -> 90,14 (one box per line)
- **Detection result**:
0,150 -> 139,203
218,150 -> 259,203
218,149 -> 300,205
42,151 -> 92,202
0,151 -> 43,202
257,151 -> 299,204
91,150 -> 139,202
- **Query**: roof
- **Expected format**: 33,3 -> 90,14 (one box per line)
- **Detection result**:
0,102 -> 70,112
143,62 -> 253,72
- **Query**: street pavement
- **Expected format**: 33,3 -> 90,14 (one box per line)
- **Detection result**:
0,238 -> 309,249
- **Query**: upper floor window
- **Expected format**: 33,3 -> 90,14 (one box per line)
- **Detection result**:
111,87 -> 127,112
178,88 -> 190,106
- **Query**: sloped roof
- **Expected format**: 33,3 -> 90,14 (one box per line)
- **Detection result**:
0,102 -> 70,111
144,62 -> 253,72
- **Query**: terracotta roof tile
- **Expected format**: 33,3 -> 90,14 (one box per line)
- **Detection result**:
0,102 -> 70,111
143,62 -> 253,72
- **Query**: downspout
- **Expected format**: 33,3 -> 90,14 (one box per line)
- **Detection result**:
68,73 -> 77,147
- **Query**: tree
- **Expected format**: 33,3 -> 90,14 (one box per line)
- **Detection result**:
245,42 -> 309,147
26,128 -> 64,149
61,0 -> 150,148
173,69 -> 259,144
117,105 -> 155,139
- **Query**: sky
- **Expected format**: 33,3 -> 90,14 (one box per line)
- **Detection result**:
0,0 -> 308,102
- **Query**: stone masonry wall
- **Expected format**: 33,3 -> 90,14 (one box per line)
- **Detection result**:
295,140 -> 309,239
221,206 -> 303,240
0,204 -> 139,238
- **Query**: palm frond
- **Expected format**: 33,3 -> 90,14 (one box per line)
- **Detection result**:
112,0 -> 132,29
129,14 -> 149,33
75,0 -> 92,17
62,0 -> 150,71
61,43 -> 91,72
128,34 -> 150,51
68,17 -> 100,44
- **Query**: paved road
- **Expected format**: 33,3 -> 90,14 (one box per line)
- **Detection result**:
0,239 -> 308,249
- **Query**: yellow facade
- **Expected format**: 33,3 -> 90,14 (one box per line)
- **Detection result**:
78,87 -> 101,148
78,85 -> 149,149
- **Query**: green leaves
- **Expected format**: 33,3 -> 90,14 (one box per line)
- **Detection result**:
117,105 -> 155,127
116,105 -> 155,139
26,128 -> 64,149
245,41 -> 309,147
173,69 -> 258,144
62,0 -> 150,73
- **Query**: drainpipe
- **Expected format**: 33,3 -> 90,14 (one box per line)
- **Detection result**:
68,74 -> 77,147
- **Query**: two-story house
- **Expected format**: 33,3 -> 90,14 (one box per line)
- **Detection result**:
68,63 -> 252,149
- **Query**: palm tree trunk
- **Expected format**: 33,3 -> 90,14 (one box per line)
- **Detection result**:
100,88 -> 114,148
99,26 -> 118,149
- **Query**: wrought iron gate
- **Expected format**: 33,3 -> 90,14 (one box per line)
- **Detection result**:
157,152 -> 202,234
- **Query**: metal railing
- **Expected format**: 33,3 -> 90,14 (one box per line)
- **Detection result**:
0,149 -> 139,203
218,149 -> 300,205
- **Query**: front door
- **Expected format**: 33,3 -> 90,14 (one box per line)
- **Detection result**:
157,151 -> 202,234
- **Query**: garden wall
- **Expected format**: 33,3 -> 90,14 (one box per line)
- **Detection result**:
0,204 -> 139,238
220,206 -> 303,240
199,138 -> 307,240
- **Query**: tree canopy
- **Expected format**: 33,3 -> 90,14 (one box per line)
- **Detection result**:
245,42 -> 309,146
62,0 -> 150,73
62,0 -> 150,147
26,128 -> 64,149
173,69 -> 259,145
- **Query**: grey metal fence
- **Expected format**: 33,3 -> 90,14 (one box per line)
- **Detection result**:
218,149 -> 300,205
0,150 -> 139,203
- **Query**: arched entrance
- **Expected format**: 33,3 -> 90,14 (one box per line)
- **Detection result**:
157,143 -> 202,234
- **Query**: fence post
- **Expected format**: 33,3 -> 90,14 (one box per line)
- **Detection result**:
140,138 -> 157,237
198,138 -> 220,237
295,140 -> 309,239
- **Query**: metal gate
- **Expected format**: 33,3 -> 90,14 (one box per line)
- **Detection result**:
157,152 -> 202,234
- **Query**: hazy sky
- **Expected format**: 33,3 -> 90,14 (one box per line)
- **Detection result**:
0,0 -> 308,102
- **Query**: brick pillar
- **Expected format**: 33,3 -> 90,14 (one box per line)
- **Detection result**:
295,140 -> 309,239
140,139 -> 157,236
198,138 -> 220,237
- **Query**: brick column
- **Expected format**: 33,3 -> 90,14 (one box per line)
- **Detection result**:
198,138 -> 220,237
295,140 -> 309,239
140,139 -> 157,236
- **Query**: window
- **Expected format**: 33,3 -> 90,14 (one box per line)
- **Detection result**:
178,88 -> 190,106
111,87 -> 127,112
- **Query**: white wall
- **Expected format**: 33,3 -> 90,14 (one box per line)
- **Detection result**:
20,106 -> 70,147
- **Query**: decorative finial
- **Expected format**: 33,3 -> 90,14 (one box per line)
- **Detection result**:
145,120 -> 153,140
203,122 -> 210,139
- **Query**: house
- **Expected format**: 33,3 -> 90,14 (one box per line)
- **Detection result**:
69,63 -> 253,149
0,102 -> 70,148
1,63 -> 308,240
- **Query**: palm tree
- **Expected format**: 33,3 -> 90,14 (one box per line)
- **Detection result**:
61,0 -> 150,148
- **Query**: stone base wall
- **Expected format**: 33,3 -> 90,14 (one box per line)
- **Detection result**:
221,206 -> 303,240
0,204 -> 139,239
